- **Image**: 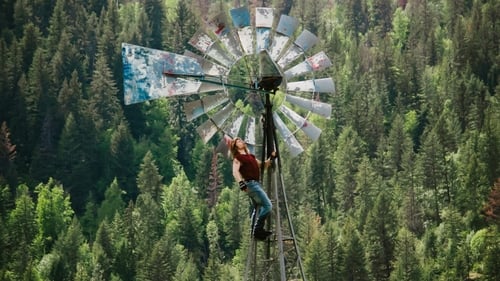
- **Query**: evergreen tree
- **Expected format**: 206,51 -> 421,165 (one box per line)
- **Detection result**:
97,0 -> 122,83
203,220 -> 222,281
389,228 -> 421,281
482,228 -> 500,281
33,178 -> 74,255
138,100 -> 178,182
364,191 -> 397,281
56,112 -> 88,207
144,0 -> 165,50
24,47 -> 51,154
354,156 -> 379,232
109,120 -> 136,200
333,126 -> 364,212
214,188 -> 244,258
341,221 -> 370,281
136,233 -> 183,281
57,70 -> 83,120
48,218 -> 86,281
343,0 -> 369,40
19,22 -> 42,73
5,185 -> 37,280
112,202 -> 137,281
92,220 -> 114,281
417,128 -> 446,222
306,136 -> 333,217
173,254 -> 200,281
454,132 -> 491,222
87,53 -> 123,132
370,0 -> 393,37
97,178 -> 125,224
304,225 -> 330,281
134,192 -> 165,265
136,150 -> 164,200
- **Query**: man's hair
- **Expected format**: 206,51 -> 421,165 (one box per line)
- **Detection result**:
231,137 -> 249,158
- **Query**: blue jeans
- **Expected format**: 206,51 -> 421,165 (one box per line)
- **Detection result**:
246,180 -> 272,220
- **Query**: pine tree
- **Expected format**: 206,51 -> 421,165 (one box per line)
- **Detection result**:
417,128 -> 446,222
97,178 -> 125,224
33,178 -> 74,254
57,70 -> 83,120
134,193 -> 165,269
92,220 -> 114,281
48,218 -> 86,281
56,112 -> 90,212
19,22 -> 42,73
87,53 -> 123,132
370,0 -> 393,37
354,156 -> 379,232
203,220 -> 222,281
364,191 -> 397,281
5,185 -> 37,280
304,226 -> 330,281
109,120 -> 136,200
341,221 -> 370,281
112,202 -> 137,281
144,0 -> 165,50
389,228 -> 421,281
136,232 -> 183,281
306,136 -> 332,217
214,187 -> 244,258
343,0 -> 368,40
136,151 -> 164,200
333,126 -> 364,213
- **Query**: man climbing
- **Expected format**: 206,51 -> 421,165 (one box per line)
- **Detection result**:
230,137 -> 276,240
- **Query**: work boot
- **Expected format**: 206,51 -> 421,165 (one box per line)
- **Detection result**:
253,217 -> 272,241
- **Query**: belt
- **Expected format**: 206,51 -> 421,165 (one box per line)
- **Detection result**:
245,179 -> 259,183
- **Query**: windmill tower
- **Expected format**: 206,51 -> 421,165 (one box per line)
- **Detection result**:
122,4 -> 334,280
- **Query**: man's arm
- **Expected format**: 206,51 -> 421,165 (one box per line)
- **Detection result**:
258,151 -> 277,169
232,158 -> 243,182
233,158 -> 248,191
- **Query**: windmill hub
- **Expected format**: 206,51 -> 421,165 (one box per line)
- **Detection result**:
257,75 -> 282,92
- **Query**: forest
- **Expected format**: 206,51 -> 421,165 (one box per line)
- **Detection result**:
0,0 -> 499,280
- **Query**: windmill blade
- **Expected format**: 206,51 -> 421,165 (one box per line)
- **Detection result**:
287,77 -> 335,93
255,7 -> 274,52
273,112 -> 304,157
230,7 -> 254,55
244,116 -> 257,153
278,30 -> 318,68
206,13 -> 243,60
279,105 -> 322,141
285,94 -> 332,118
184,93 -> 229,121
222,114 -> 245,137
284,51 -> 332,80
122,43 -> 204,105
184,50 -> 229,76
189,30 -> 235,67
197,103 -> 236,143
162,77 -> 203,96
269,15 -> 299,60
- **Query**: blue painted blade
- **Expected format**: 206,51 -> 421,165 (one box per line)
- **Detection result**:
122,43 -> 204,105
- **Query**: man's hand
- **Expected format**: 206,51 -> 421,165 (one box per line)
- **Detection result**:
239,180 -> 248,191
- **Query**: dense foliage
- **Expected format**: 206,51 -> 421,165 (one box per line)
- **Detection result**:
0,0 -> 499,280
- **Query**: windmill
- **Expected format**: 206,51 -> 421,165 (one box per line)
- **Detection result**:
122,5 -> 334,281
